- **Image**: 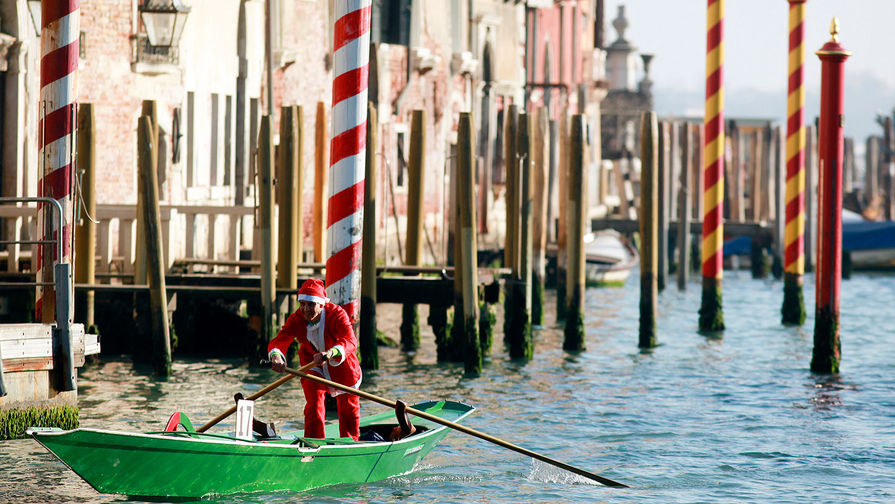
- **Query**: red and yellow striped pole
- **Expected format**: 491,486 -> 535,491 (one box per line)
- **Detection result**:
700,0 -> 725,331
782,0 -> 807,325
325,0 -> 373,322
36,0 -> 79,322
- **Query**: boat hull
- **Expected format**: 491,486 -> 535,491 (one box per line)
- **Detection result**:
29,400 -> 473,498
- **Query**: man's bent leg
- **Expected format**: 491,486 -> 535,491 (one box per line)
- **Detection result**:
302,378 -> 327,438
336,393 -> 360,440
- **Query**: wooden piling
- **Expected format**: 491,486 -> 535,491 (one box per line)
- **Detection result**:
531,108 -> 548,326
805,124 -> 817,272
135,100 -> 158,285
883,116 -> 895,220
276,105 -> 301,309
772,126 -> 785,279
75,103 -> 96,329
677,123 -> 693,290
730,122 -> 744,222
502,106 -> 518,344
507,113 -> 533,360
313,102 -> 328,263
556,108 -> 570,321
503,106 -> 519,272
656,121 -> 670,292
811,20 -> 849,374
564,114 -> 587,351
865,136 -> 879,208
458,112 -> 481,374
137,116 -> 170,376
258,116 -> 277,345
401,110 -> 425,351
360,103 -> 379,369
639,112 -> 659,348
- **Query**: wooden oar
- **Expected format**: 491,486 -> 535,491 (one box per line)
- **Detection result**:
275,363 -> 629,488
196,361 -> 316,433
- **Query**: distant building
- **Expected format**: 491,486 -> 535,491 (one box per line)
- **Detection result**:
600,4 -> 652,160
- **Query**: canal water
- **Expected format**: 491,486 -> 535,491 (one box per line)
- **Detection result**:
2,270 -> 894,503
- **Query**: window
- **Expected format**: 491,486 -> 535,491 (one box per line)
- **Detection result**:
372,0 -> 411,46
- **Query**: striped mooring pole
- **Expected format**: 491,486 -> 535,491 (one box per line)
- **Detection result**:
325,0 -> 373,322
36,0 -> 79,322
811,19 -> 849,374
699,0 -> 725,332
782,0 -> 807,325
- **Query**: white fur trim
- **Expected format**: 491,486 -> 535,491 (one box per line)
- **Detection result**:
298,293 -> 328,305
268,348 -> 286,362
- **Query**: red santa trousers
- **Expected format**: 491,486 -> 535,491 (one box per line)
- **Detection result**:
301,377 -> 360,440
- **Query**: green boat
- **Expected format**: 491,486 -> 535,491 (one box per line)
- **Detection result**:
28,400 -> 474,499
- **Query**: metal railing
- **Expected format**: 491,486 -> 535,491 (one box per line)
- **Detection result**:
0,196 -> 75,390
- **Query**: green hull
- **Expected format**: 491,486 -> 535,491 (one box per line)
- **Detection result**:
29,400 -> 474,498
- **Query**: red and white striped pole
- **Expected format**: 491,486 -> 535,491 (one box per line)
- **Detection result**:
36,1 -> 79,322
325,0 -> 372,322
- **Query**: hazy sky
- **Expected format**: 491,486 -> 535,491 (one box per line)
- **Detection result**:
605,0 -> 895,141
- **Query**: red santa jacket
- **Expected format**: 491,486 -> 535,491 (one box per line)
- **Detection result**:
267,302 -> 362,393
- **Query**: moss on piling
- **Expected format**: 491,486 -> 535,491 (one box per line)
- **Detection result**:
698,278 -> 725,332
478,301 -> 495,356
781,273 -> 806,326
400,304 -> 420,351
463,316 -> 482,376
0,405 -> 79,440
811,307 -> 841,374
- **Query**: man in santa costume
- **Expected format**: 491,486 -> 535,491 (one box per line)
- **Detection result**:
268,278 -> 362,440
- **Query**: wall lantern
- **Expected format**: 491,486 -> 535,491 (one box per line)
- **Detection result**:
27,0 -> 41,34
139,0 -> 191,48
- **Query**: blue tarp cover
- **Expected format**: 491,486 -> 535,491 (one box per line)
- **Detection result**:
722,220 -> 895,257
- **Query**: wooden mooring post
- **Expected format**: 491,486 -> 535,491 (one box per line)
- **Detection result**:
507,113 -> 533,360
138,116 -> 171,376
359,103 -> 378,369
639,112 -> 658,348
458,112 -> 482,374
555,107 -> 570,321
313,101 -> 328,263
676,123 -> 693,290
656,120 -> 669,292
401,110 -> 425,351
75,103 -> 96,329
135,100 -> 158,286
564,114 -> 587,351
811,19 -> 849,374
531,107 -> 548,326
276,105 -> 302,313
258,116 -> 277,346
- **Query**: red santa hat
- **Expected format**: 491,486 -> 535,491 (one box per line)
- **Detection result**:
298,278 -> 329,305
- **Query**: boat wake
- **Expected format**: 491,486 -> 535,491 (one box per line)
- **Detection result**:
527,460 -> 605,486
